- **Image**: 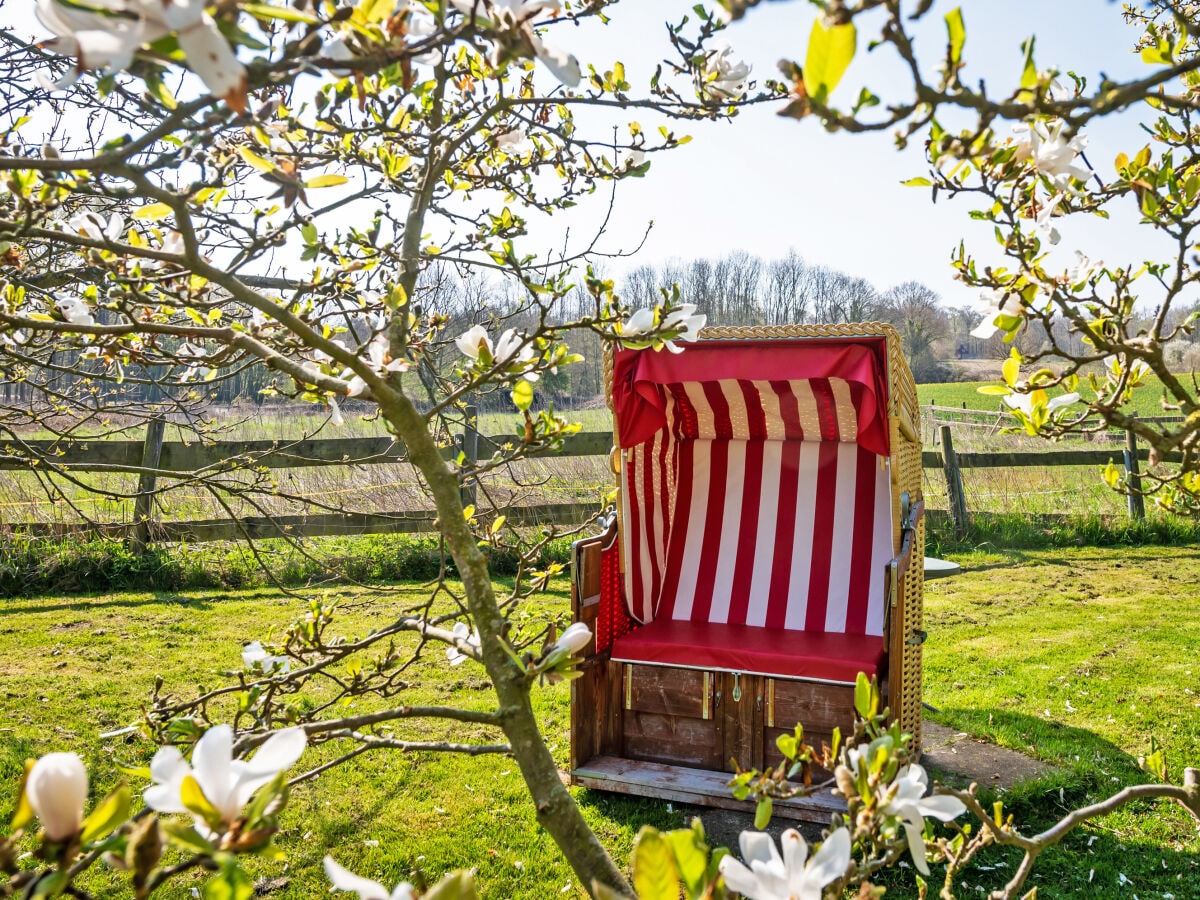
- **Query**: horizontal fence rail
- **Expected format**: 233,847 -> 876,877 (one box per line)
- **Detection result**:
0,415 -> 1175,546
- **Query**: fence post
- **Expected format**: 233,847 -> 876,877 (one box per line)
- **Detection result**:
459,404 -> 478,508
939,424 -> 970,537
131,416 -> 166,553
1123,429 -> 1146,521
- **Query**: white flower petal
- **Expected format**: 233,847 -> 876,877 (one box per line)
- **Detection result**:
324,856 -> 392,900
175,17 -> 247,109
917,794 -> 968,822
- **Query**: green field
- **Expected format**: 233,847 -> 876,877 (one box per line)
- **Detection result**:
918,373 -> 1191,419
3,548 -> 1199,897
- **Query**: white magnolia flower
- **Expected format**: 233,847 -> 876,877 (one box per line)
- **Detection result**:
879,763 -> 967,876
242,640 -> 290,675
35,0 -> 247,110
663,303 -> 706,345
494,127 -> 534,154
67,211 -> 123,243
698,40 -> 751,101
445,621 -> 481,666
1012,120 -> 1091,189
554,621 -> 591,656
56,296 -> 95,327
620,307 -> 656,338
450,0 -> 581,86
620,304 -> 706,352
1034,191 -> 1065,245
1068,251 -> 1104,287
324,856 -> 414,900
176,342 -> 210,381
345,333 -> 409,398
622,149 -> 646,171
1002,390 -> 1080,416
143,725 -> 307,837
1106,354 -> 1151,384
455,326 -> 539,380
328,397 -> 345,427
718,827 -> 851,900
25,752 -> 88,841
970,289 -> 1027,340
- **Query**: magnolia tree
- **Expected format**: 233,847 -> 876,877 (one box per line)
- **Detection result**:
0,0 -> 755,896
722,0 -> 1200,513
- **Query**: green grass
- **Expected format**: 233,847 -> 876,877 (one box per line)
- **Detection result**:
918,373 -> 1192,419
2,548 -> 1199,897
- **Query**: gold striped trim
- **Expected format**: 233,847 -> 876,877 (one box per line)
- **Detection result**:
624,664 -> 632,710
767,679 -> 776,728
702,672 -> 712,720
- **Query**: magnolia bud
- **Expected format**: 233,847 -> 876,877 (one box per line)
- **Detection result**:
26,752 -> 88,841
554,622 -> 592,656
834,764 -> 856,799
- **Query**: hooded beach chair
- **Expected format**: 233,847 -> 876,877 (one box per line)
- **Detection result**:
569,323 -> 925,820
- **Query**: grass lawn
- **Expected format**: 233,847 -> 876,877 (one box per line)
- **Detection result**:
2,547 -> 1199,898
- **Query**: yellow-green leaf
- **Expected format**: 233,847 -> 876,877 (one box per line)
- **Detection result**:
236,145 -> 276,174
632,827 -> 679,900
1002,356 -> 1020,387
511,379 -> 534,412
945,7 -> 966,68
180,774 -> 224,831
133,202 -> 174,222
305,174 -> 349,188
80,785 -> 130,844
10,759 -> 35,832
803,19 -> 857,103
242,3 -> 319,24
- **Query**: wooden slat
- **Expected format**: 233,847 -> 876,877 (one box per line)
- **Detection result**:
627,666 -> 711,719
570,755 -> 844,824
623,711 -> 723,770
768,679 -> 855,735
954,449 -> 1184,468
2,501 -> 602,543
722,672 -> 763,774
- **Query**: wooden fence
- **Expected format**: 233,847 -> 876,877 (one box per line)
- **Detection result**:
0,410 -> 1183,548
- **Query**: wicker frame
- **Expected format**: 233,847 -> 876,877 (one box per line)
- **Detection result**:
603,322 -> 925,750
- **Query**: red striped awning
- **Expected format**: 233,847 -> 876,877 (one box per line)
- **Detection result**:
613,337 -> 890,457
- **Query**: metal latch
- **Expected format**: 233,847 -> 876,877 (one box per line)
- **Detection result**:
731,673 -> 743,703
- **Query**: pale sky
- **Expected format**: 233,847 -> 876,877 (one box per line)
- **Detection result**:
4,1 -> 1174,310
545,1 -> 1173,309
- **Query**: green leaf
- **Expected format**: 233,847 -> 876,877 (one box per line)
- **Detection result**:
1002,356 -> 1020,387
202,858 -> 254,900
1019,37 -> 1038,90
754,797 -> 773,830
80,784 -> 130,844
854,671 -> 872,718
977,385 -> 1011,396
241,3 -> 319,24
305,174 -> 349,188
901,177 -> 932,187
511,379 -> 534,412
945,7 -> 966,68
10,759 -> 35,831
160,821 -> 217,856
803,19 -> 857,104
633,827 -> 680,900
144,70 -> 178,110
180,774 -> 225,833
424,871 -> 479,900
663,826 -> 708,898
133,202 -> 173,222
236,145 -> 276,174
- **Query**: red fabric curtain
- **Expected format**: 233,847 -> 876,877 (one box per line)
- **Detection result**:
613,338 -> 891,457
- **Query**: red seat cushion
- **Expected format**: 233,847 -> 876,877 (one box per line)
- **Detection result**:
610,619 -> 885,683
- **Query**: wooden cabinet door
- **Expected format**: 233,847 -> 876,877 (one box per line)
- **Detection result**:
719,672 -> 765,773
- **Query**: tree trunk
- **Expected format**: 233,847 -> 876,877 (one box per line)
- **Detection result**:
376,389 -> 633,899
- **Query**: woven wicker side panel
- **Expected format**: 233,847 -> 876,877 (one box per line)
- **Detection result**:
889,326 -> 924,750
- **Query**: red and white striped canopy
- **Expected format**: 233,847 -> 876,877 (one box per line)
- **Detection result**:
613,338 -> 895,640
